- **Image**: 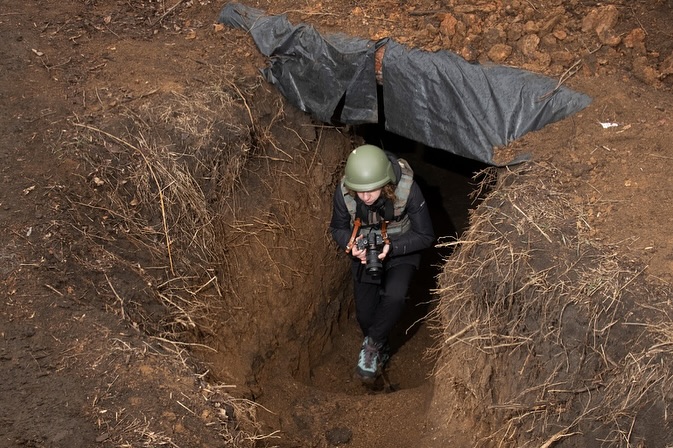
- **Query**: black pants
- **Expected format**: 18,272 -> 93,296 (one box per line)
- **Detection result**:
351,262 -> 416,345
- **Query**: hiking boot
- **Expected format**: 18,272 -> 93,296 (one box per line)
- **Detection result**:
379,343 -> 391,368
356,336 -> 381,381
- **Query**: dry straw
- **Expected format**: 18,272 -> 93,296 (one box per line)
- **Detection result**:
432,162 -> 673,447
69,80 -> 254,335
66,77 -> 274,445
88,337 -> 265,448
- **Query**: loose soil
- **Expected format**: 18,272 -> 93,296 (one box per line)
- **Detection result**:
1,1 -> 672,447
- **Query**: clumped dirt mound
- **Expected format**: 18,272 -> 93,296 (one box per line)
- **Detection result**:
430,163 -> 673,447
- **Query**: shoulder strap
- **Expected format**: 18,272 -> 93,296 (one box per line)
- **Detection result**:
393,158 -> 414,217
340,177 -> 357,221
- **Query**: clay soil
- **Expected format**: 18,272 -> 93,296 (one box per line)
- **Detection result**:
2,1 -> 673,447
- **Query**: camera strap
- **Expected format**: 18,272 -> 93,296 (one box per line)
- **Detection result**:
345,218 -> 389,254
380,221 -> 390,245
345,218 -> 362,254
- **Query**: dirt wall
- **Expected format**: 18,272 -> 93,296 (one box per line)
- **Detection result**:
201,88 -> 356,389
428,164 -> 673,447
67,77 -> 358,389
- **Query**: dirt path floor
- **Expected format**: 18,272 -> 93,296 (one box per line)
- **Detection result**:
1,0 -> 673,447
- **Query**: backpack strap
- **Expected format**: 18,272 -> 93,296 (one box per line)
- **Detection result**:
392,158 -> 413,218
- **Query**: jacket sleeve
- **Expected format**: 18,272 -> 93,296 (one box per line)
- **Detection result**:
329,186 -> 353,251
389,181 -> 435,256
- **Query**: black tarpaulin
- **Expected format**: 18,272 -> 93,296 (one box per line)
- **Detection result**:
218,2 -> 379,124
218,3 -> 591,166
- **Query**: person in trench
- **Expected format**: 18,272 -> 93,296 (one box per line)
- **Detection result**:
329,144 -> 435,381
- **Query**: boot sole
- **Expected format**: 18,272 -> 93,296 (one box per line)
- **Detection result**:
355,368 -> 378,383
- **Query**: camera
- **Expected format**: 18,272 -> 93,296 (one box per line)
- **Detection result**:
356,228 -> 385,278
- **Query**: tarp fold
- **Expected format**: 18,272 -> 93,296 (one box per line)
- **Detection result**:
218,3 -> 591,165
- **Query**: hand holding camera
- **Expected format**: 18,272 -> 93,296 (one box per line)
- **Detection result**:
354,228 -> 390,279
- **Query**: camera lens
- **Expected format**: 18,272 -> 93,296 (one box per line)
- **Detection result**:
365,248 -> 383,278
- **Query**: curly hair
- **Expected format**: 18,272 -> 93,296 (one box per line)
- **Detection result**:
346,183 -> 397,202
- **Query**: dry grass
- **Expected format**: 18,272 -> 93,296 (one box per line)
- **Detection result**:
59,57 -> 347,445
67,78 -> 254,332
70,118 -> 230,335
62,75 -> 287,446
88,336 -> 265,448
432,162 -> 673,447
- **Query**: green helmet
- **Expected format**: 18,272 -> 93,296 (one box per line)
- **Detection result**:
343,145 -> 396,192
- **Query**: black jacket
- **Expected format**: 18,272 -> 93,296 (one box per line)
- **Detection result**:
329,152 -> 435,269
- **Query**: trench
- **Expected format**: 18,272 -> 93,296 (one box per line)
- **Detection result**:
243,122 -> 490,446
